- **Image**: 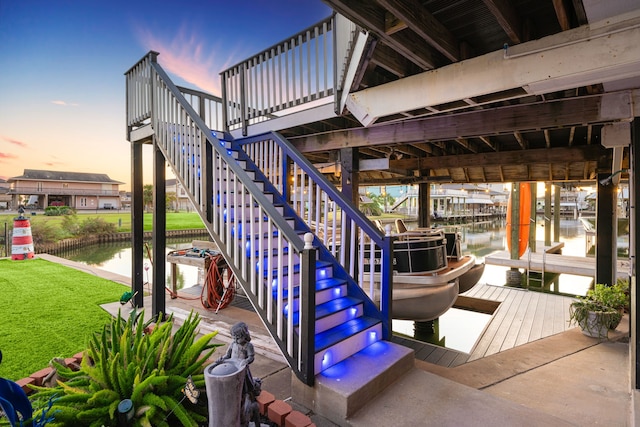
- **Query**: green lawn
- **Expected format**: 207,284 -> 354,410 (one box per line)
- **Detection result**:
0,258 -> 129,381
0,211 -> 206,234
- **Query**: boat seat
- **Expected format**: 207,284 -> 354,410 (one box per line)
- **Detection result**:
395,219 -> 408,234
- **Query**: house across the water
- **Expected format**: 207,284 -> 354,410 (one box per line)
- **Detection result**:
7,169 -> 124,210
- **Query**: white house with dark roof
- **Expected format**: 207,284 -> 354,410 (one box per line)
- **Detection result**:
165,178 -> 194,211
0,178 -> 11,209
7,169 -> 124,210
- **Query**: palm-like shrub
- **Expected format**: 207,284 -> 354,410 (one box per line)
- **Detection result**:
30,309 -> 221,427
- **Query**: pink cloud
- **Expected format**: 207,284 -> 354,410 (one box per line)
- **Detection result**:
135,24 -> 239,97
0,152 -> 18,162
1,137 -> 28,148
51,100 -> 79,106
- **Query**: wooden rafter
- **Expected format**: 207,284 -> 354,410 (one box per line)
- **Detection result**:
323,0 -> 441,69
569,127 -> 576,146
454,138 -> 477,153
514,131 -> 528,150
292,94 -> 621,153
552,0 -> 571,31
389,145 -> 607,170
482,0 -> 523,44
478,136 -> 498,151
544,129 -> 551,148
376,0 -> 460,61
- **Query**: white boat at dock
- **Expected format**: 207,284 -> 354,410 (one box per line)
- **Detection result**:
366,228 -> 485,321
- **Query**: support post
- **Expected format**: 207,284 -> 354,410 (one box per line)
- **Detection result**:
131,141 -> 144,308
152,142 -> 167,318
509,183 -> 521,260
300,234 -> 316,385
380,232 -> 394,339
340,148 -> 359,207
554,184 -> 561,243
544,183 -> 552,246
596,173 -> 616,286
631,118 -> 639,389
529,183 -> 537,252
418,183 -> 430,228
340,148 -> 359,273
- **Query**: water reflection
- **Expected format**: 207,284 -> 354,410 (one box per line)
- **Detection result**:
394,217 -> 629,352
59,218 -> 627,353
58,239 -> 202,291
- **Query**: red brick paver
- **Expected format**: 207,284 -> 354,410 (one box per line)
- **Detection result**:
285,410 -> 312,427
268,399 -> 292,426
256,390 -> 275,415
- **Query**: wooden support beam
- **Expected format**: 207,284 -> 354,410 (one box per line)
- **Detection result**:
324,0 -> 441,70
292,93 -> 632,153
552,0 -> 572,31
378,0 -> 460,61
388,145 -> 607,170
345,16 -> 640,126
482,0 -> 523,44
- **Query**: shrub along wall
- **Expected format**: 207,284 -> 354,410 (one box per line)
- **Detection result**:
34,229 -> 210,254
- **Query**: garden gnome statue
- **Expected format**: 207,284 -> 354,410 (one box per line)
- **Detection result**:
216,322 -> 262,427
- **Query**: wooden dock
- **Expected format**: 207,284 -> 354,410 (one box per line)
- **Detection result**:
485,244 -> 629,279
392,282 -> 577,367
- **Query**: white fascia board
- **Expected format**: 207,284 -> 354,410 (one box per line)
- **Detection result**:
338,30 -> 370,114
347,10 -> 640,127
230,100 -> 336,139
129,123 -> 154,143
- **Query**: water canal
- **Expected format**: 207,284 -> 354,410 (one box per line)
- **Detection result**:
58,218 -> 628,353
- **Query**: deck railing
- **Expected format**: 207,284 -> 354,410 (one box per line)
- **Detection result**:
221,14 -> 357,135
238,132 -> 394,335
125,52 -> 318,384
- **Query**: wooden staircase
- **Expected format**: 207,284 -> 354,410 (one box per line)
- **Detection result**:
126,51 -> 413,423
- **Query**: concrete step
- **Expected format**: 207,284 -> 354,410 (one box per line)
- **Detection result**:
291,341 -> 414,426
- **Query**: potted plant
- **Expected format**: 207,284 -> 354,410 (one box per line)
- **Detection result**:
569,282 -> 629,338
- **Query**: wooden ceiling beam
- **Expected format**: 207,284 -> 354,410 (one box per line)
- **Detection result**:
482,0 -> 523,44
323,0 -> 442,69
478,136 -> 498,151
409,143 -> 434,155
291,93 -> 625,153
569,127 -> 576,146
514,131 -> 528,149
552,0 -> 572,31
388,145 -> 608,170
455,138 -> 478,153
376,0 -> 460,61
544,129 -> 551,148
370,43 -> 420,78
571,0 -> 589,26
384,11 -> 407,35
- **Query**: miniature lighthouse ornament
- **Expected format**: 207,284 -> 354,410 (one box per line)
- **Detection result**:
11,207 -> 35,260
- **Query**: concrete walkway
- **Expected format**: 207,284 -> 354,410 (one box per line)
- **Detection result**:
40,254 -> 635,426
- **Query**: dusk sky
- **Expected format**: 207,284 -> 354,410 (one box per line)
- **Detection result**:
0,0 -> 331,189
